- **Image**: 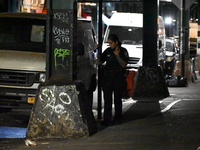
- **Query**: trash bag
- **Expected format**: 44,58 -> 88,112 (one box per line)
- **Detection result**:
165,75 -> 188,87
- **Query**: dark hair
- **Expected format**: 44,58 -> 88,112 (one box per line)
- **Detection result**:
108,34 -> 122,47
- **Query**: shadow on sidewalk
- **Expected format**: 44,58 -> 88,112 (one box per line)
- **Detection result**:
97,100 -> 161,130
121,100 -> 161,123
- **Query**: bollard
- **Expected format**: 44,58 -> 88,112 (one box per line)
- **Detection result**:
132,66 -> 169,101
26,80 -> 97,139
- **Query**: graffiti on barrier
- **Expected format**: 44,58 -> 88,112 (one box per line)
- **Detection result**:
54,48 -> 70,69
38,85 -> 79,124
53,26 -> 70,45
53,12 -> 70,24
51,10 -> 73,73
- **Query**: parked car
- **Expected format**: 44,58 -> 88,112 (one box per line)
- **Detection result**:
0,12 -> 97,110
164,37 -> 179,75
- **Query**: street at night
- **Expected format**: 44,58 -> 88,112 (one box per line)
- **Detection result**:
0,73 -> 200,150
0,1 -> 200,149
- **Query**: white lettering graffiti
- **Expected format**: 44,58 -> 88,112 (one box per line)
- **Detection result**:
39,87 -> 71,116
53,12 -> 70,23
53,26 -> 70,44
59,92 -> 71,105
38,85 -> 79,124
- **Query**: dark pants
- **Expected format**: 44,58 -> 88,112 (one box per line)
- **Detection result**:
102,78 -> 126,123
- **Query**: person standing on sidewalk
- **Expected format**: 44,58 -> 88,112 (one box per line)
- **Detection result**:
98,34 -> 129,126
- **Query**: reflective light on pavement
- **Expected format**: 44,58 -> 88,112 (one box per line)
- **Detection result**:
0,127 -> 26,138
161,99 -> 182,113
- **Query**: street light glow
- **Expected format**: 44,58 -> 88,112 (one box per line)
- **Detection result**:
165,17 -> 172,25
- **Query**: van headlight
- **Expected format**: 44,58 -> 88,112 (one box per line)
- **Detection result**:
39,73 -> 46,82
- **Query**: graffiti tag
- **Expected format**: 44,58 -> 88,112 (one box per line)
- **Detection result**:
53,12 -> 70,24
38,85 -> 79,124
54,48 -> 70,69
53,26 -> 70,44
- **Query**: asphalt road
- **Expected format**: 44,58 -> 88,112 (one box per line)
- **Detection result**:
0,73 -> 200,150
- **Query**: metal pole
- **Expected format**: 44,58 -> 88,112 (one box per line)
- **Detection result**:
97,0 -> 102,120
132,0 -> 169,100
46,0 -> 53,80
143,0 -> 158,67
181,0 -> 185,77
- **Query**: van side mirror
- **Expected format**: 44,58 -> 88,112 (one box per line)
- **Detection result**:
77,43 -> 84,55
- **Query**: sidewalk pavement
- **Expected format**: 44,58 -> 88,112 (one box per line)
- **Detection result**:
1,99 -> 164,150
1,74 -> 200,150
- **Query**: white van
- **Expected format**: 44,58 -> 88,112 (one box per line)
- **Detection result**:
102,12 -> 166,70
0,13 -> 97,110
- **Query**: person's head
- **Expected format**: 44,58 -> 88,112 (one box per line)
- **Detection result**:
107,34 -> 122,49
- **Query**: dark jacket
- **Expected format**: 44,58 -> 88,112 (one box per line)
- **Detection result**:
101,47 -> 129,80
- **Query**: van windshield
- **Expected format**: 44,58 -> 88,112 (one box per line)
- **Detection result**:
0,17 -> 46,53
166,41 -> 175,52
104,26 -> 143,45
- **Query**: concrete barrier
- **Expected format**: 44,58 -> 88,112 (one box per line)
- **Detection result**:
132,66 -> 169,101
26,80 -> 97,139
